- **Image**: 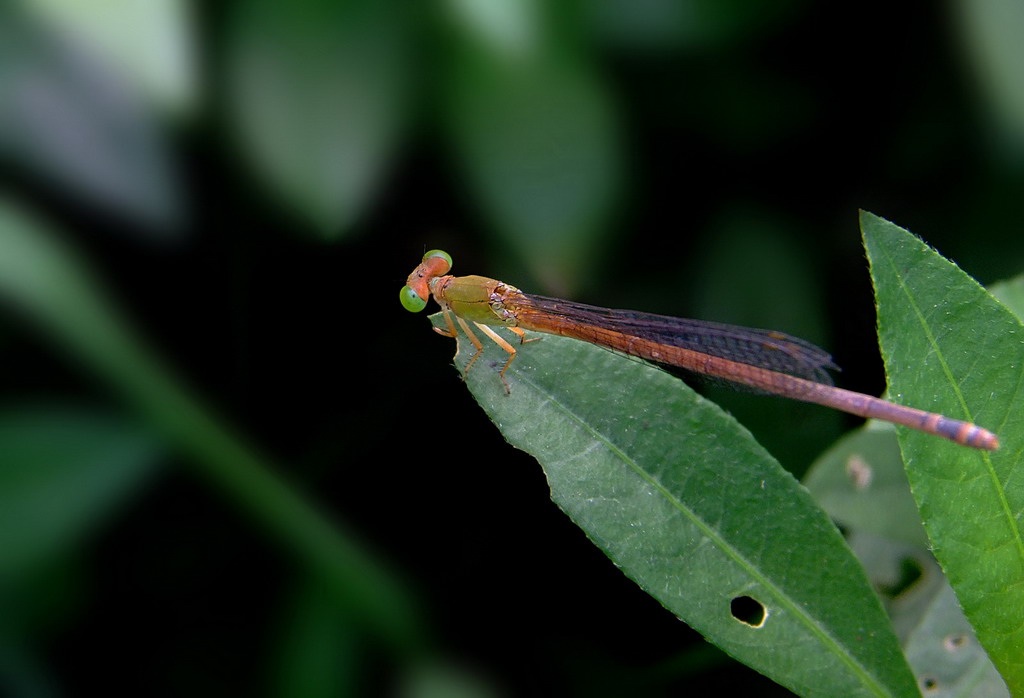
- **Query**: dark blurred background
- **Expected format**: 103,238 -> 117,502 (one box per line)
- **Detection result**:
1,0 -> 1022,695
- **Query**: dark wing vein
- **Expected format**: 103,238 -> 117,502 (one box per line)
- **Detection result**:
522,294 -> 838,385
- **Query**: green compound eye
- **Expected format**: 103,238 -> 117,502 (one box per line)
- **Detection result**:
400,285 -> 427,312
423,249 -> 452,270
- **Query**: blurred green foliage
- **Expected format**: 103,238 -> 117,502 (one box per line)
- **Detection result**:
2,0 -> 1024,695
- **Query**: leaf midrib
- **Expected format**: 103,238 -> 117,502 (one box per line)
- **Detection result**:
493,345 -> 895,698
873,242 -> 1024,574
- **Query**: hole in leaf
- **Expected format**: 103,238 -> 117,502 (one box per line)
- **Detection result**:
920,676 -> 939,693
730,596 -> 766,627
878,557 -> 923,598
943,634 -> 968,651
845,454 -> 873,490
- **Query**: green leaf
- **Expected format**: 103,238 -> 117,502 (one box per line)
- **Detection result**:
0,10 -> 182,232
807,409 -> 1008,695
226,0 -> 412,237
845,532 -> 944,644
21,0 -> 195,114
903,581 -> 1010,698
954,0 -> 1024,151
989,273 -> 1024,321
862,211 -> 1024,693
441,4 -> 619,294
804,426 -> 928,548
0,406 -> 162,581
428,313 -> 918,697
845,532 -> 1009,697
